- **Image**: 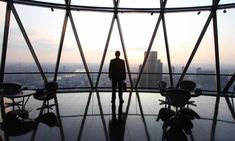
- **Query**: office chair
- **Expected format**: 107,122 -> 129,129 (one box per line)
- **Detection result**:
33,81 -> 58,111
179,80 -> 202,106
165,88 -> 191,118
0,83 -> 23,110
157,81 -> 168,107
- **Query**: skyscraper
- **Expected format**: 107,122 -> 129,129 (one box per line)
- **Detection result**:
139,51 -> 162,88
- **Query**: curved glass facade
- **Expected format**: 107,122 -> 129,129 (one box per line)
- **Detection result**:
1,1 -> 235,141
0,0 -> 235,94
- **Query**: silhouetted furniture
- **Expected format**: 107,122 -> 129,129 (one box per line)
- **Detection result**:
0,89 -> 4,119
157,81 -> 168,107
2,110 -> 35,137
179,80 -> 202,106
0,83 -> 26,110
3,90 -> 36,119
157,107 -> 200,141
33,81 -> 58,111
166,88 -> 191,117
35,112 -> 59,127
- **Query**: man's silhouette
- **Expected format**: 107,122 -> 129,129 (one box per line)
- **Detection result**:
109,51 -> 126,104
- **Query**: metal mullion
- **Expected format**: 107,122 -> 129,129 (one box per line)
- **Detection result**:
67,11 -> 94,89
10,4 -> 47,83
95,0 -> 120,89
176,3 -> 219,87
210,0 -> 221,139
116,15 -> 133,89
136,91 -> 151,141
2,0 -> 235,13
212,1 -> 221,98
54,11 -> 69,81
54,14 -> 68,81
222,73 -> 235,119
96,91 -> 109,141
77,91 -> 93,141
0,2 -> 11,83
95,15 -> 115,89
160,0 -> 173,87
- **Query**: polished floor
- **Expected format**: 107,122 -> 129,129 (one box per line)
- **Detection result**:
0,92 -> 235,141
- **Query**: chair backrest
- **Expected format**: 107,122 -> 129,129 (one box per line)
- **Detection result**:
166,88 -> 191,108
45,81 -> 58,100
0,83 -> 21,95
157,81 -> 167,96
179,80 -> 196,91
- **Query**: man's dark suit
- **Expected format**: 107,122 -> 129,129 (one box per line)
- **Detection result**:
109,58 -> 126,103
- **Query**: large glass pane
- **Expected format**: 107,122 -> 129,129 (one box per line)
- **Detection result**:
165,11 -> 210,87
166,0 -> 212,8
57,16 -> 90,90
97,21 -> 122,89
71,0 -> 113,7
15,4 -> 65,84
218,8 -> 235,91
119,13 -> 159,88
119,0 -> 159,8
219,0 -> 235,4
70,11 -> 113,88
5,12 -> 44,89
0,2 -> 6,63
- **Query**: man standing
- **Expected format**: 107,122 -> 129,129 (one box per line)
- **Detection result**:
109,51 -> 126,104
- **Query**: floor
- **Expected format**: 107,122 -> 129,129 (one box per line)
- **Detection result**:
0,92 -> 235,141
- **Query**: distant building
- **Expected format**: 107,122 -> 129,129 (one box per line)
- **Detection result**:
196,67 -> 216,90
139,51 -> 162,88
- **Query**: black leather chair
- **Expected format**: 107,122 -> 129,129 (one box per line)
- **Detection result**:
33,81 -> 58,111
166,88 -> 191,117
2,110 -> 35,137
179,80 -> 202,106
157,81 -> 168,107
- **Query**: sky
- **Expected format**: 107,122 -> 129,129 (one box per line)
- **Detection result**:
0,0 -> 235,72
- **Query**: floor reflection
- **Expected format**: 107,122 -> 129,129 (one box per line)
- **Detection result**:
0,92 -> 235,141
109,102 -> 126,141
1,110 -> 35,138
157,107 -> 200,141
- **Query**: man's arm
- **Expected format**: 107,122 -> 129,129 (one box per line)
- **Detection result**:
109,60 -> 112,79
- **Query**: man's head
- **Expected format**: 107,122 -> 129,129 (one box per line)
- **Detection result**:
115,51 -> 120,58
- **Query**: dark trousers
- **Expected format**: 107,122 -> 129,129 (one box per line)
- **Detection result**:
112,80 -> 123,103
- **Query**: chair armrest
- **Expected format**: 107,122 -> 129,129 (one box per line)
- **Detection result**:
20,87 -> 28,91
194,88 -> 202,96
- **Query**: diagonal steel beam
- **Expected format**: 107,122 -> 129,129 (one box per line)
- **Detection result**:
67,10 -> 94,89
54,1 -> 70,81
11,3 -> 47,83
95,15 -> 115,89
136,91 -> 151,141
0,2 -> 11,83
221,73 -> 235,119
176,0 -> 220,87
95,0 -> 120,89
116,15 -> 133,89
96,91 -> 109,141
160,0 -> 173,87
77,91 -> 93,141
